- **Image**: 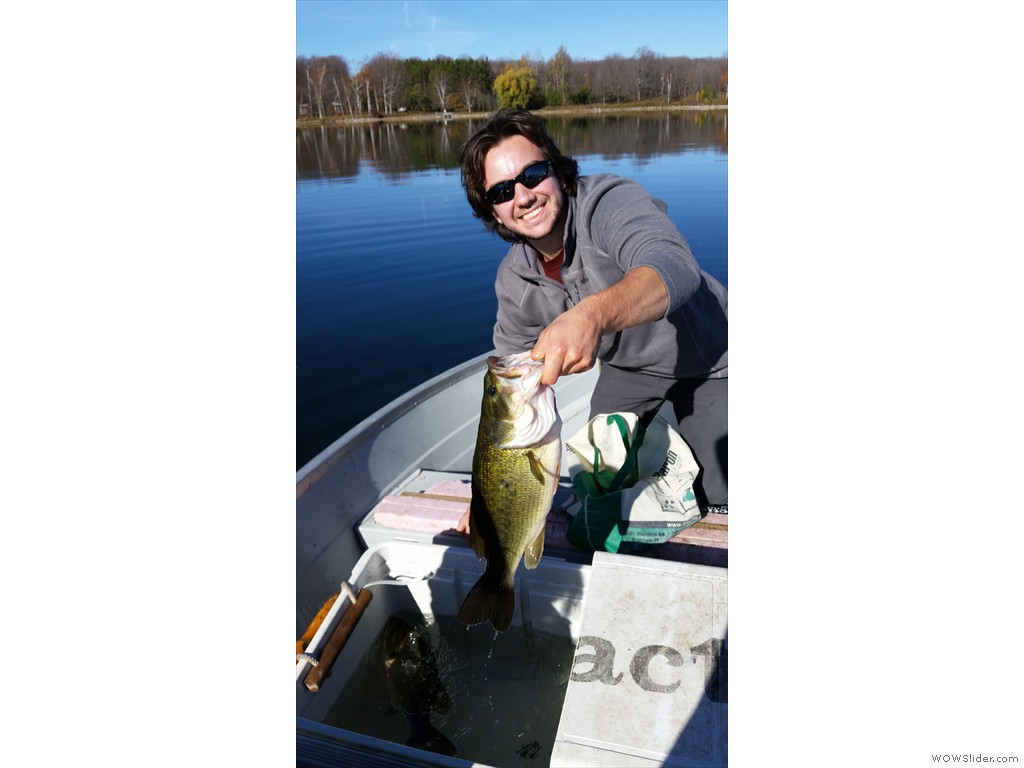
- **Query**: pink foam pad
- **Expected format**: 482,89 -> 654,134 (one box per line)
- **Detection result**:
372,496 -> 468,532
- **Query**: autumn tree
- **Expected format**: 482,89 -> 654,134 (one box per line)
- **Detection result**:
494,64 -> 540,109
585,54 -> 628,103
661,56 -> 682,104
573,72 -> 594,105
431,61 -> 451,111
634,46 -> 659,102
451,56 -> 493,112
330,59 -> 358,115
297,57 -> 311,115
460,75 -> 481,111
354,64 -> 376,114
547,46 -> 572,106
297,55 -> 351,117
304,58 -> 329,117
364,54 -> 405,114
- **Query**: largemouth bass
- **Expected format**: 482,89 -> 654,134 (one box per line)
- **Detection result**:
382,615 -> 456,756
458,351 -> 562,632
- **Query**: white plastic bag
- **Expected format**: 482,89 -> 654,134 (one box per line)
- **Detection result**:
564,413 -> 701,553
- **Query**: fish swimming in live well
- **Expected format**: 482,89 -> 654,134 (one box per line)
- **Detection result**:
458,351 -> 562,632
382,615 -> 457,756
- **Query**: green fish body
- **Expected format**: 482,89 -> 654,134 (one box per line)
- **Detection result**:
458,352 -> 562,632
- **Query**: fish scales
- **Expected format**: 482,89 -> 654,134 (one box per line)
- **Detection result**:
458,352 -> 561,632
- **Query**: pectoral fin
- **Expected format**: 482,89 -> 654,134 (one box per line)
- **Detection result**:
527,451 -> 546,484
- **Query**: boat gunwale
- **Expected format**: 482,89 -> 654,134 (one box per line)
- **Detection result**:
296,350 -> 493,499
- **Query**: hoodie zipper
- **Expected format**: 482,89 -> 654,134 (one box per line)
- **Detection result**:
564,274 -> 582,306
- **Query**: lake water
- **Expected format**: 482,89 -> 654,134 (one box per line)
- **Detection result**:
296,110 -> 728,469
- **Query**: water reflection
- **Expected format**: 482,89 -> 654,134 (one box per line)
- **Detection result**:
296,110 -> 728,181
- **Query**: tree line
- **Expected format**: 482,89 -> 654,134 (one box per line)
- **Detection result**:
297,47 -> 727,118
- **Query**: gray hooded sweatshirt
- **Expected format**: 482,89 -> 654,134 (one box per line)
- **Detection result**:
492,173 -> 728,379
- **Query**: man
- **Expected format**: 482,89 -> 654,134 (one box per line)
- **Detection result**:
458,109 -> 728,513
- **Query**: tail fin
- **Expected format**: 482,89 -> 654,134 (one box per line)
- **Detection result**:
458,578 -> 514,631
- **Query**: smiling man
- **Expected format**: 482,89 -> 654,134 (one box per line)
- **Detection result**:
458,109 -> 728,514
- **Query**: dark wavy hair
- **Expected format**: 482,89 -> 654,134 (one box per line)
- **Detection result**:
458,109 -> 580,243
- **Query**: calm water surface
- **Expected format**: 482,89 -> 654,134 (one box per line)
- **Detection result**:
296,111 -> 728,469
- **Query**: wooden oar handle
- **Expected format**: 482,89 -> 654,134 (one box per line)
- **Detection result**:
296,592 -> 339,657
303,588 -> 373,693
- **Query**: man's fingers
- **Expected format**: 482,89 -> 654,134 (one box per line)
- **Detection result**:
541,350 -> 563,386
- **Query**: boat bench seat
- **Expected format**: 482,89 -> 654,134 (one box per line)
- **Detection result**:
359,470 -> 727,568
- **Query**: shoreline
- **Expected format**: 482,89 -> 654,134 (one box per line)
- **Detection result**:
296,103 -> 727,128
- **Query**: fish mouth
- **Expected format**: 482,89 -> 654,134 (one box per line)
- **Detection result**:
488,350 -> 535,369
487,352 -> 560,448
489,350 -> 540,383
488,352 -> 544,404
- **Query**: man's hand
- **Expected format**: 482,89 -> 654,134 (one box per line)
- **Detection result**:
530,266 -> 669,385
531,301 -> 603,385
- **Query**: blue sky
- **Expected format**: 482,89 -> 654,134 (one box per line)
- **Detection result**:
296,0 -> 728,64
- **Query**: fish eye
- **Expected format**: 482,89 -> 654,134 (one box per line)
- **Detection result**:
487,384 -> 497,396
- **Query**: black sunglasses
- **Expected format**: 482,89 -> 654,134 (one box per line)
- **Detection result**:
484,160 -> 554,205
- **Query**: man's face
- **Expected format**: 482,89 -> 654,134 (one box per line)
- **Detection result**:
483,135 -> 566,252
